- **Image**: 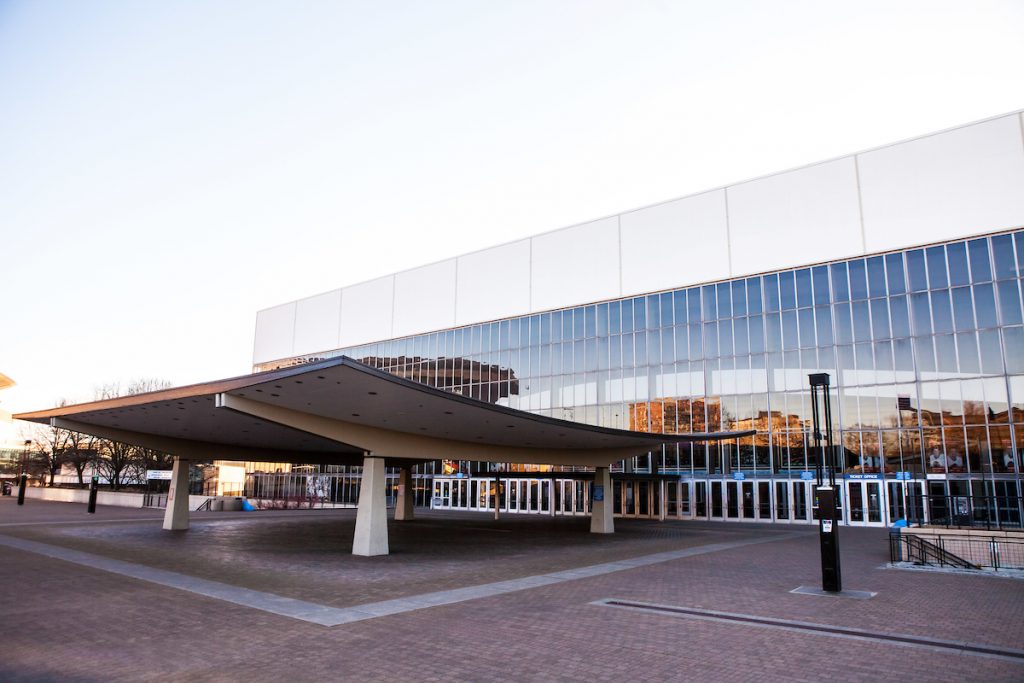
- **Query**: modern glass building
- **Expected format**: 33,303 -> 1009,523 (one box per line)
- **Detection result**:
251,111 -> 1024,528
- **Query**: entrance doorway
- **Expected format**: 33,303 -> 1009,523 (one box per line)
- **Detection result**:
844,479 -> 885,526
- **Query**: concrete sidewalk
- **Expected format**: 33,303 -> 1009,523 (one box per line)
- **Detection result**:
1,498 -> 1021,681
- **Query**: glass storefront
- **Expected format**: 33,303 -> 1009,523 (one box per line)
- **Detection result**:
259,229 -> 1024,526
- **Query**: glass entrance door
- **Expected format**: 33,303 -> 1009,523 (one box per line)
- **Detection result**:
844,480 -> 885,526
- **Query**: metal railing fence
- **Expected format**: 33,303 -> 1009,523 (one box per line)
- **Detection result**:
906,494 -> 1022,530
890,531 -> 1024,570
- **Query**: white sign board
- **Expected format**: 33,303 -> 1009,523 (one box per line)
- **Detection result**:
146,470 -> 173,480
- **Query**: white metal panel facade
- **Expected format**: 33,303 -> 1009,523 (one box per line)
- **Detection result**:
530,216 -> 620,312
253,302 -> 297,364
858,114 -> 1024,253
338,276 -> 394,350
727,157 -> 863,277
455,239 -> 531,327
392,259 -> 458,339
254,111 -> 1024,365
620,190 -> 730,298
292,289 -> 342,357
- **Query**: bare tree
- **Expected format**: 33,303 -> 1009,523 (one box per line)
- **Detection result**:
28,401 -> 72,486
64,430 -> 99,488
93,378 -> 174,489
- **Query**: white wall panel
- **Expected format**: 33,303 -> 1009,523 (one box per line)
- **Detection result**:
531,217 -> 620,311
728,157 -> 863,277
456,240 -> 531,326
393,259 -> 457,338
338,276 -> 394,349
858,114 -> 1024,252
252,302 -> 296,364
292,289 -> 342,357
620,191 -> 729,296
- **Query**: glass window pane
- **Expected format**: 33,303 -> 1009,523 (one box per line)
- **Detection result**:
849,259 -> 868,300
907,249 -> 928,291
1004,327 -> 1024,374
585,305 -> 597,337
911,293 -> 932,336
815,306 -> 834,346
926,246 -> 948,289
870,299 -> 891,339
973,283 -> 998,328
749,315 -> 765,354
992,234 -> 1016,279
935,335 -> 957,374
978,329 -> 1003,374
951,287 -> 974,332
660,293 -> 673,328
834,303 -> 853,344
633,298 -> 647,330
734,317 -> 749,355
947,242 -> 970,287
812,265 -> 831,305
702,286 -> 717,320
930,290 -> 953,334
715,283 -> 731,319
890,296 -> 911,338
703,324 -> 718,358
867,256 -> 886,298
688,324 -> 702,360
673,291 -> 687,326
746,278 -> 762,315
782,310 -> 798,350
798,308 -> 815,348
607,303 -> 620,335
997,280 -> 1023,325
885,253 -> 906,295
687,288 -> 702,322
1016,231 -> 1024,276
719,319 -> 734,356
956,332 -> 980,374
795,269 -> 813,308
764,274 -> 780,312
621,299 -> 634,333
914,337 -> 935,376
766,313 -> 782,352
830,262 -> 850,302
731,280 -> 746,317
852,301 -> 871,342
774,271 -> 794,311
968,238 -> 992,282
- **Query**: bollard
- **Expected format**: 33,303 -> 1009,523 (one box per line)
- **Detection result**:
17,474 -> 27,505
87,476 -> 99,514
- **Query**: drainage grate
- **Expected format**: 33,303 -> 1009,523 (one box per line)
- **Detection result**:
594,599 -> 1024,663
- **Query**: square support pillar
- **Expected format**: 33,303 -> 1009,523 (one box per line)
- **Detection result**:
162,457 -> 191,531
353,455 -> 389,556
590,466 -> 614,534
395,466 -> 415,521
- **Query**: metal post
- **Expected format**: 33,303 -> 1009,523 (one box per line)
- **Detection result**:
87,475 -> 99,514
809,372 -> 841,593
17,474 -> 27,505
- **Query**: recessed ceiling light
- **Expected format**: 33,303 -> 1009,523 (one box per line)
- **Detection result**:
271,393 -> 280,397
351,413 -> 360,417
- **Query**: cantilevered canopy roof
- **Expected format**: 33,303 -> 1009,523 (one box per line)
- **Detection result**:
16,357 -> 754,467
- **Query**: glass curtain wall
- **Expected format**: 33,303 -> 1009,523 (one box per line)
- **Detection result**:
264,230 -> 1024,489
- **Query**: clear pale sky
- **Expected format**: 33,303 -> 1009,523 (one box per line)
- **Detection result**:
2,0 -> 1023,444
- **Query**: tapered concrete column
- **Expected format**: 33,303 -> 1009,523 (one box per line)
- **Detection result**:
493,477 -> 501,520
353,456 -> 389,556
590,466 -> 614,534
395,467 -> 415,521
163,457 -> 191,531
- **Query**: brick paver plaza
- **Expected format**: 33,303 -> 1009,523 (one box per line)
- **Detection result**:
1,497 -> 1022,681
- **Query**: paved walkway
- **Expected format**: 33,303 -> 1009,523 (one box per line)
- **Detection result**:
1,497 -> 1022,681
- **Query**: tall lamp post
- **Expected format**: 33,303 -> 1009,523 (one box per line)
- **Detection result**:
809,372 -> 841,593
18,439 -> 31,505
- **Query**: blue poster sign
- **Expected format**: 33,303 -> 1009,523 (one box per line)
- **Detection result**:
732,472 -> 746,480
593,485 -> 604,502
800,471 -> 815,481
895,471 -> 913,481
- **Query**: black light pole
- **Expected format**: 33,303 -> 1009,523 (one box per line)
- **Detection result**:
17,439 -> 30,505
809,372 -> 841,593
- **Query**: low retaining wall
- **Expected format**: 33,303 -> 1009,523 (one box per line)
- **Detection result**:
23,488 -> 213,511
